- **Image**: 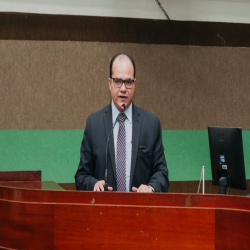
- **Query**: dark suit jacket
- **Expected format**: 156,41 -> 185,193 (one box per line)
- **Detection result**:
75,103 -> 169,192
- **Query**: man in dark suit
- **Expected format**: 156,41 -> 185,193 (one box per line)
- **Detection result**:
75,53 -> 168,192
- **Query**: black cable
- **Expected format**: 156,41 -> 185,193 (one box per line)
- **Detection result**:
155,0 -> 170,20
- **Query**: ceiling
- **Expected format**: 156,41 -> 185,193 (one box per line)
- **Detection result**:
0,0 -> 250,24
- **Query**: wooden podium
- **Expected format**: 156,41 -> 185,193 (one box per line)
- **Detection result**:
0,171 -> 249,249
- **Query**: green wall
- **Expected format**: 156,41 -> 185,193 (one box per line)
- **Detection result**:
0,130 -> 249,183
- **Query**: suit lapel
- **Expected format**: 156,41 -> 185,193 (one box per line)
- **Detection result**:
103,104 -> 116,179
130,104 -> 141,189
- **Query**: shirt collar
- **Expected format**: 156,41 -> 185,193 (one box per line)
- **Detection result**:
111,101 -> 132,125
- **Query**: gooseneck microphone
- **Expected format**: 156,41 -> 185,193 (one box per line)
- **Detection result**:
121,103 -> 125,112
104,104 -> 125,191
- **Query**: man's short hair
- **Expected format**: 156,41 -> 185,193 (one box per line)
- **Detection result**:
109,53 -> 136,78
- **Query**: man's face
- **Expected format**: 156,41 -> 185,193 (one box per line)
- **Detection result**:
108,57 -> 136,111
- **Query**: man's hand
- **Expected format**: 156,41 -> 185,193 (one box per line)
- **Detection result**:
93,180 -> 113,191
132,184 -> 154,193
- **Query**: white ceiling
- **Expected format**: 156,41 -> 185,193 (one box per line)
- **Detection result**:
0,0 -> 250,24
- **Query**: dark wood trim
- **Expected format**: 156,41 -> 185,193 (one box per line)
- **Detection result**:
58,183 -> 76,190
59,180 -> 250,196
0,170 -> 41,182
168,180 -> 250,196
1,12 -> 250,47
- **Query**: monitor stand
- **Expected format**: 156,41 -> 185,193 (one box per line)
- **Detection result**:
219,177 -> 227,194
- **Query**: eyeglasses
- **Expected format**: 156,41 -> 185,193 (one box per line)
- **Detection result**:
112,78 -> 135,89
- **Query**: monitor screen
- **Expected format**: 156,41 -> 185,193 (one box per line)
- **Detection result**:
208,126 -> 246,191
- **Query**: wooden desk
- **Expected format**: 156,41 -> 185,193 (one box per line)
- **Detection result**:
0,172 -> 249,249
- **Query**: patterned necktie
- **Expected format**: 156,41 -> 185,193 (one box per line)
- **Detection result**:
116,112 -> 126,191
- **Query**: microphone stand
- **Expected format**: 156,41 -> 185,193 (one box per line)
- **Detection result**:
104,119 -> 118,191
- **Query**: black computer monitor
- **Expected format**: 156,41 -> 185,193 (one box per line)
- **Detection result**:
208,126 -> 247,193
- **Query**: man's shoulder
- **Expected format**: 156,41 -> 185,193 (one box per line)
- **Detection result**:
87,104 -> 111,120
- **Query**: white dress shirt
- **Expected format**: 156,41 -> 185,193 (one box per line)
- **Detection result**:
111,101 -> 132,192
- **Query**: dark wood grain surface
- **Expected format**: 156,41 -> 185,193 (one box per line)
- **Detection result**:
0,181 -> 250,249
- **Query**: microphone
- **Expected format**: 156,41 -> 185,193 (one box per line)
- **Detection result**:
121,104 -> 125,112
104,104 -> 125,191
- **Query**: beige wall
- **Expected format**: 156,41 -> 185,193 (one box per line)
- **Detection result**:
1,40 -> 249,130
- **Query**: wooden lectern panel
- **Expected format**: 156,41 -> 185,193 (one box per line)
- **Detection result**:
0,199 -> 54,249
0,174 -> 249,249
54,204 -> 215,249
215,209 -> 250,250
54,191 -> 250,210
